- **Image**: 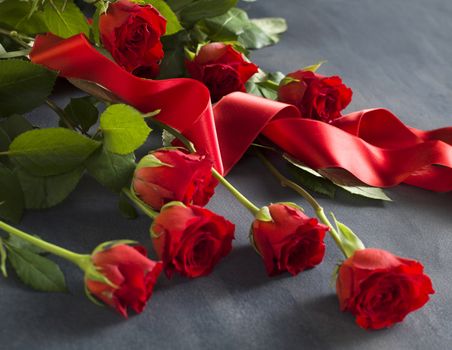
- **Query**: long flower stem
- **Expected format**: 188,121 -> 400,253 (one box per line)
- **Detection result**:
122,188 -> 158,219
255,150 -> 348,258
45,99 -> 83,132
0,220 -> 90,269
146,116 -> 261,216
211,168 -> 260,215
0,28 -> 33,49
0,49 -> 31,58
0,28 -> 34,41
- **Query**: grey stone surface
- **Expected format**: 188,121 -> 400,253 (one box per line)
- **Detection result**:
1,0 -> 452,349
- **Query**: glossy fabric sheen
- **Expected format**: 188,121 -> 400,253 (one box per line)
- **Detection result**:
30,34 -> 452,192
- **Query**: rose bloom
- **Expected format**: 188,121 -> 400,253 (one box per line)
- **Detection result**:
186,42 -> 259,102
336,248 -> 434,330
99,0 -> 166,78
132,149 -> 217,211
151,203 -> 235,278
85,244 -> 163,317
251,203 -> 328,276
278,70 -> 352,123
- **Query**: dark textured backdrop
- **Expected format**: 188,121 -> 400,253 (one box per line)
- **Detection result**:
1,0 -> 452,349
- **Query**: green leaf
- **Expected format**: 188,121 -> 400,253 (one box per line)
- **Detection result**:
118,192 -> 138,219
0,59 -> 58,117
42,0 -> 90,38
0,0 -> 48,35
287,162 -> 337,199
238,21 -> 278,49
63,97 -> 99,133
0,164 -> 24,223
284,154 -> 392,201
6,244 -> 67,292
250,17 -> 287,37
9,128 -> 100,176
337,185 -> 392,201
137,0 -> 183,35
179,0 -> 238,27
0,115 -> 33,140
245,69 -> 282,100
158,30 -> 190,78
330,213 -> 365,258
201,8 -> 283,49
0,0 -> 89,38
85,146 -> 136,192
100,104 -> 151,155
166,0 -> 195,13
201,8 -> 248,41
6,234 -> 46,255
17,166 -> 84,209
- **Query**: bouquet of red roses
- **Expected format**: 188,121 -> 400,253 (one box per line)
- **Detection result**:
0,0 -> 449,331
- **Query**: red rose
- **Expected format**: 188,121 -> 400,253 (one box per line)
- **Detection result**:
251,203 -> 328,276
132,149 -> 217,211
336,248 -> 434,330
186,42 -> 259,102
278,70 -> 352,123
150,203 -> 235,278
85,244 -> 163,317
99,0 -> 166,78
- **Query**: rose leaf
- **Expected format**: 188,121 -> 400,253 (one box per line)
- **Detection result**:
100,104 -> 152,155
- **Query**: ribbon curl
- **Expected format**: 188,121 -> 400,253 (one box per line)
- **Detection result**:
30,34 -> 452,192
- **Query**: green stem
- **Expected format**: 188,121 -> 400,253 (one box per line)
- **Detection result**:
146,115 -> 195,153
122,188 -> 158,219
0,49 -> 31,58
255,150 -> 348,258
0,28 -> 33,49
211,168 -> 260,215
45,99 -> 83,133
0,28 -> 34,41
0,220 -> 90,270
146,116 -> 260,216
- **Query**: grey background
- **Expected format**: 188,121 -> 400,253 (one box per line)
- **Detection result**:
1,0 -> 452,349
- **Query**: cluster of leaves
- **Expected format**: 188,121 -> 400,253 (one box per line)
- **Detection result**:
148,1 -> 288,79
0,59 -> 152,224
0,0 -> 90,40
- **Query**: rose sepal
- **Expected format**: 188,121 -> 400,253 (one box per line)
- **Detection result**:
255,206 -> 273,222
135,153 -> 173,171
330,212 -> 365,258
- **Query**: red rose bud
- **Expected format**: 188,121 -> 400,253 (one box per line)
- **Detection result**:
336,248 -> 434,330
186,42 -> 259,102
278,70 -> 352,123
150,202 -> 235,278
85,243 -> 163,317
99,0 -> 166,78
132,149 -> 217,211
251,203 -> 328,276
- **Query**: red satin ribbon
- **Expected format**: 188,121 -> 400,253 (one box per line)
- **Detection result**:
30,34 -> 452,192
